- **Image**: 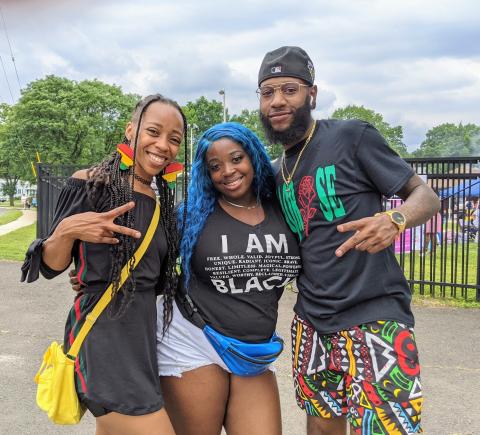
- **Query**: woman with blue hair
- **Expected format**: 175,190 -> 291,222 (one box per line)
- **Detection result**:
157,122 -> 301,435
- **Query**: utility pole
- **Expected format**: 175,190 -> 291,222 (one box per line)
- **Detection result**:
219,89 -> 226,122
189,124 -> 198,166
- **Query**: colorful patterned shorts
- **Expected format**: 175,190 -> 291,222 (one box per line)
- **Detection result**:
291,315 -> 423,434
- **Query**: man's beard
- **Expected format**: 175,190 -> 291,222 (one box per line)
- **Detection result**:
260,97 -> 312,146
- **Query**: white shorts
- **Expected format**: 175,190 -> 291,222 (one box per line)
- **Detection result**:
156,298 -> 231,377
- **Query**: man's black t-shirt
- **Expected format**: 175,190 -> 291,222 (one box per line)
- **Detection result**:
184,200 -> 301,342
275,119 -> 415,334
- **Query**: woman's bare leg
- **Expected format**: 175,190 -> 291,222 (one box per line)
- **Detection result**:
95,408 -> 175,435
95,425 -> 109,435
224,370 -> 282,435
161,364 -> 229,435
306,414 -> 348,435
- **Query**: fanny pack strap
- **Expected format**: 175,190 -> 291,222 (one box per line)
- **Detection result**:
67,199 -> 160,360
176,291 -> 206,330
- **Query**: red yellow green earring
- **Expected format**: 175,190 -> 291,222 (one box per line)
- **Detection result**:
117,143 -> 134,170
162,162 -> 184,189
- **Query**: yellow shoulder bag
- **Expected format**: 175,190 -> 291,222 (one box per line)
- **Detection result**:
34,200 -> 160,425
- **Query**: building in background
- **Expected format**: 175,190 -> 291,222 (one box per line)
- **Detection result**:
0,179 -> 37,201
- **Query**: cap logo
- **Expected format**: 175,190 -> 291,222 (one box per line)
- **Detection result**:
307,60 -> 315,82
271,65 -> 282,73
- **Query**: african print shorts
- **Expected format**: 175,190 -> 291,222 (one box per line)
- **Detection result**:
291,315 -> 423,434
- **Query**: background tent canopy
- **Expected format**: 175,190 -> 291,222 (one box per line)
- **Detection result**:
440,178 -> 480,199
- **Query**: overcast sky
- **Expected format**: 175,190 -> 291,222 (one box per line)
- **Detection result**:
0,0 -> 478,150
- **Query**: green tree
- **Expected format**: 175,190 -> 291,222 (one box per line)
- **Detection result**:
331,105 -> 408,156
180,97 -> 225,164
182,96 -> 225,135
0,104 -> 27,205
10,75 -> 139,167
229,109 -> 283,158
412,123 -> 480,157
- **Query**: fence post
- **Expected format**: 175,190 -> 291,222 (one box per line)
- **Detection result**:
477,237 -> 480,302
35,163 -> 44,238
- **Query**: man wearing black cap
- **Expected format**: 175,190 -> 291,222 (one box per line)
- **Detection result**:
258,46 -> 440,434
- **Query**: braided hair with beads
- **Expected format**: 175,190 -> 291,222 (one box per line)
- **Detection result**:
85,94 -> 188,330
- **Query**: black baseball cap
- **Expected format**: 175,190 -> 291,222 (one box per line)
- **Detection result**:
258,46 -> 315,86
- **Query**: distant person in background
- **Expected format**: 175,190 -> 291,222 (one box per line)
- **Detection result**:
467,198 -> 479,220
462,198 -> 479,240
423,211 -> 442,253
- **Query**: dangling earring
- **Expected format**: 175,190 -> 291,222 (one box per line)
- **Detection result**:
117,142 -> 134,171
162,162 -> 184,190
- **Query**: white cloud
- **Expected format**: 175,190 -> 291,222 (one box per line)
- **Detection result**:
0,0 -> 478,149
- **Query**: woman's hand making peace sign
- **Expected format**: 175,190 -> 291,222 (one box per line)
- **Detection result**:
42,201 -> 141,272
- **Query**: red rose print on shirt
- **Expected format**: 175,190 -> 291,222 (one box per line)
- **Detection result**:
298,176 -> 317,237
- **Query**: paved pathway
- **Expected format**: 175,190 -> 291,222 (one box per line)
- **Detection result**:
1,261 -> 479,434
0,210 -> 37,236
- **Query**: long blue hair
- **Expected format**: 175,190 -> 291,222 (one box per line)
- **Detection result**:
179,122 -> 275,287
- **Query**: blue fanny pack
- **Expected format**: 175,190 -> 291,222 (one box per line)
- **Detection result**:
176,294 -> 284,377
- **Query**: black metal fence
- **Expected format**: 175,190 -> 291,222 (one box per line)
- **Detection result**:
36,158 -> 480,302
385,157 -> 480,302
36,164 -> 84,239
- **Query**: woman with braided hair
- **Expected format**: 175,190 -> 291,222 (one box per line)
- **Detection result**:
21,94 -> 187,434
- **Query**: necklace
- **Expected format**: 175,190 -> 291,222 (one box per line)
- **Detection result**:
133,174 -> 153,186
221,196 -> 260,210
281,120 -> 316,191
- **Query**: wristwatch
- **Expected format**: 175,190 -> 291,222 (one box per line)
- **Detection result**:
375,210 -> 407,233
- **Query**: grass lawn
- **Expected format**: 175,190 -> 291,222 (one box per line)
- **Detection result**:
396,241 -> 479,305
0,209 -> 23,226
412,293 -> 479,308
0,200 -> 23,208
0,223 -> 36,261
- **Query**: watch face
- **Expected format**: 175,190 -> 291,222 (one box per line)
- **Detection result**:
391,211 -> 406,225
